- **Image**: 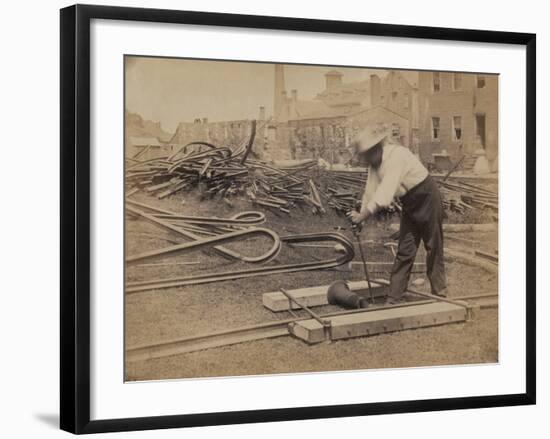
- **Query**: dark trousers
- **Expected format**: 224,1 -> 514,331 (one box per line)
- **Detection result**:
389,176 -> 447,298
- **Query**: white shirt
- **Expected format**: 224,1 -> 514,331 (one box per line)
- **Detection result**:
361,142 -> 429,214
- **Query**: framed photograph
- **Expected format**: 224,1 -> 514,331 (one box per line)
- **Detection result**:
60,4 -> 536,434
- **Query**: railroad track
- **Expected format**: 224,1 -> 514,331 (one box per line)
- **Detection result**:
126,292 -> 497,362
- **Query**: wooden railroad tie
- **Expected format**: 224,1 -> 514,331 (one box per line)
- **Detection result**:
262,280 -> 386,312
290,301 -> 468,344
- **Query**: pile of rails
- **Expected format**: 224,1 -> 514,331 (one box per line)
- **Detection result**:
246,159 -> 326,214
126,122 -> 331,215
126,121 -> 257,202
247,162 -> 371,216
126,146 -> 248,200
126,149 -> 328,215
319,169 -> 368,214
438,179 -> 498,215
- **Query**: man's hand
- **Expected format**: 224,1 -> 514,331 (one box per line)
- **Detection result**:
347,210 -> 367,225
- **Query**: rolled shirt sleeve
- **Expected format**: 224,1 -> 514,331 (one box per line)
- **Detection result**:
365,159 -> 406,213
361,168 -> 378,213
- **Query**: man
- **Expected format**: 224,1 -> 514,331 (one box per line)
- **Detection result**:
347,126 -> 447,302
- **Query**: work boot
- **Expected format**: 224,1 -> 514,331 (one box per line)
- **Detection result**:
433,288 -> 448,298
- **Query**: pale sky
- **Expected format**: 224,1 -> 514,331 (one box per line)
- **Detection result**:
125,56 -> 387,133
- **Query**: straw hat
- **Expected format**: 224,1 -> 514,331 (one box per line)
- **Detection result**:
351,125 -> 389,154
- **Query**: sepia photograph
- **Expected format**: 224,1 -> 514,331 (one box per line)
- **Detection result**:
124,56 -> 499,382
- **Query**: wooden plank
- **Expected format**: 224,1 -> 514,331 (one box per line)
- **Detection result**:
291,301 -> 467,344
262,280 -> 386,312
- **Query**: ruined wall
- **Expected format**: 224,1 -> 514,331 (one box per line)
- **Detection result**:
125,111 -> 173,156
347,106 -> 410,147
266,124 -> 293,161
370,71 -> 419,153
377,71 -> 414,121
286,106 -> 410,164
287,116 -> 348,163
169,119 -> 269,157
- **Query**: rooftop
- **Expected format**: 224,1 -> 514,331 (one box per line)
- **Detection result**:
129,136 -> 163,147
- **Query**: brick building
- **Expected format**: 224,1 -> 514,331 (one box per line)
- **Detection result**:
277,67 -> 498,170
416,71 -> 498,170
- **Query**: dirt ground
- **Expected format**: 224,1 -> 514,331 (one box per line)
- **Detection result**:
124,190 -> 498,381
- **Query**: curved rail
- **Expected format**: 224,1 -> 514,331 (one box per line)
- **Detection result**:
167,141 -> 220,162
126,201 -> 276,263
151,210 -> 266,227
126,232 -> 355,293
126,226 -> 281,266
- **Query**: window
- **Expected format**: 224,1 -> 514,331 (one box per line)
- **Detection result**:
404,92 -> 409,110
453,73 -> 462,91
392,123 -> 400,137
432,72 -> 441,92
475,114 -> 486,148
431,117 -> 440,140
392,91 -> 397,101
477,75 -> 486,88
452,116 -> 462,141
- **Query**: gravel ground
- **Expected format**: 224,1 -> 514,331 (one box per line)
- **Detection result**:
124,191 -> 498,381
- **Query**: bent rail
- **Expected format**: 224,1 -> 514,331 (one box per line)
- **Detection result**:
126,226 -> 281,266
126,232 -> 355,293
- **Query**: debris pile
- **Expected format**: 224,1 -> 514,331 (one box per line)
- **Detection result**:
438,179 -> 498,215
126,123 -> 496,220
319,169 -> 367,214
246,159 -> 324,214
126,121 -> 333,215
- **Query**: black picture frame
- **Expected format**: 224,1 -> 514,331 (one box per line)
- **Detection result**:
60,4 -> 536,434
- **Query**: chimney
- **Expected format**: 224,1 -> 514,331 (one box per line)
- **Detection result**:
259,106 -> 266,120
325,70 -> 343,91
370,74 -> 381,106
274,64 -> 286,121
